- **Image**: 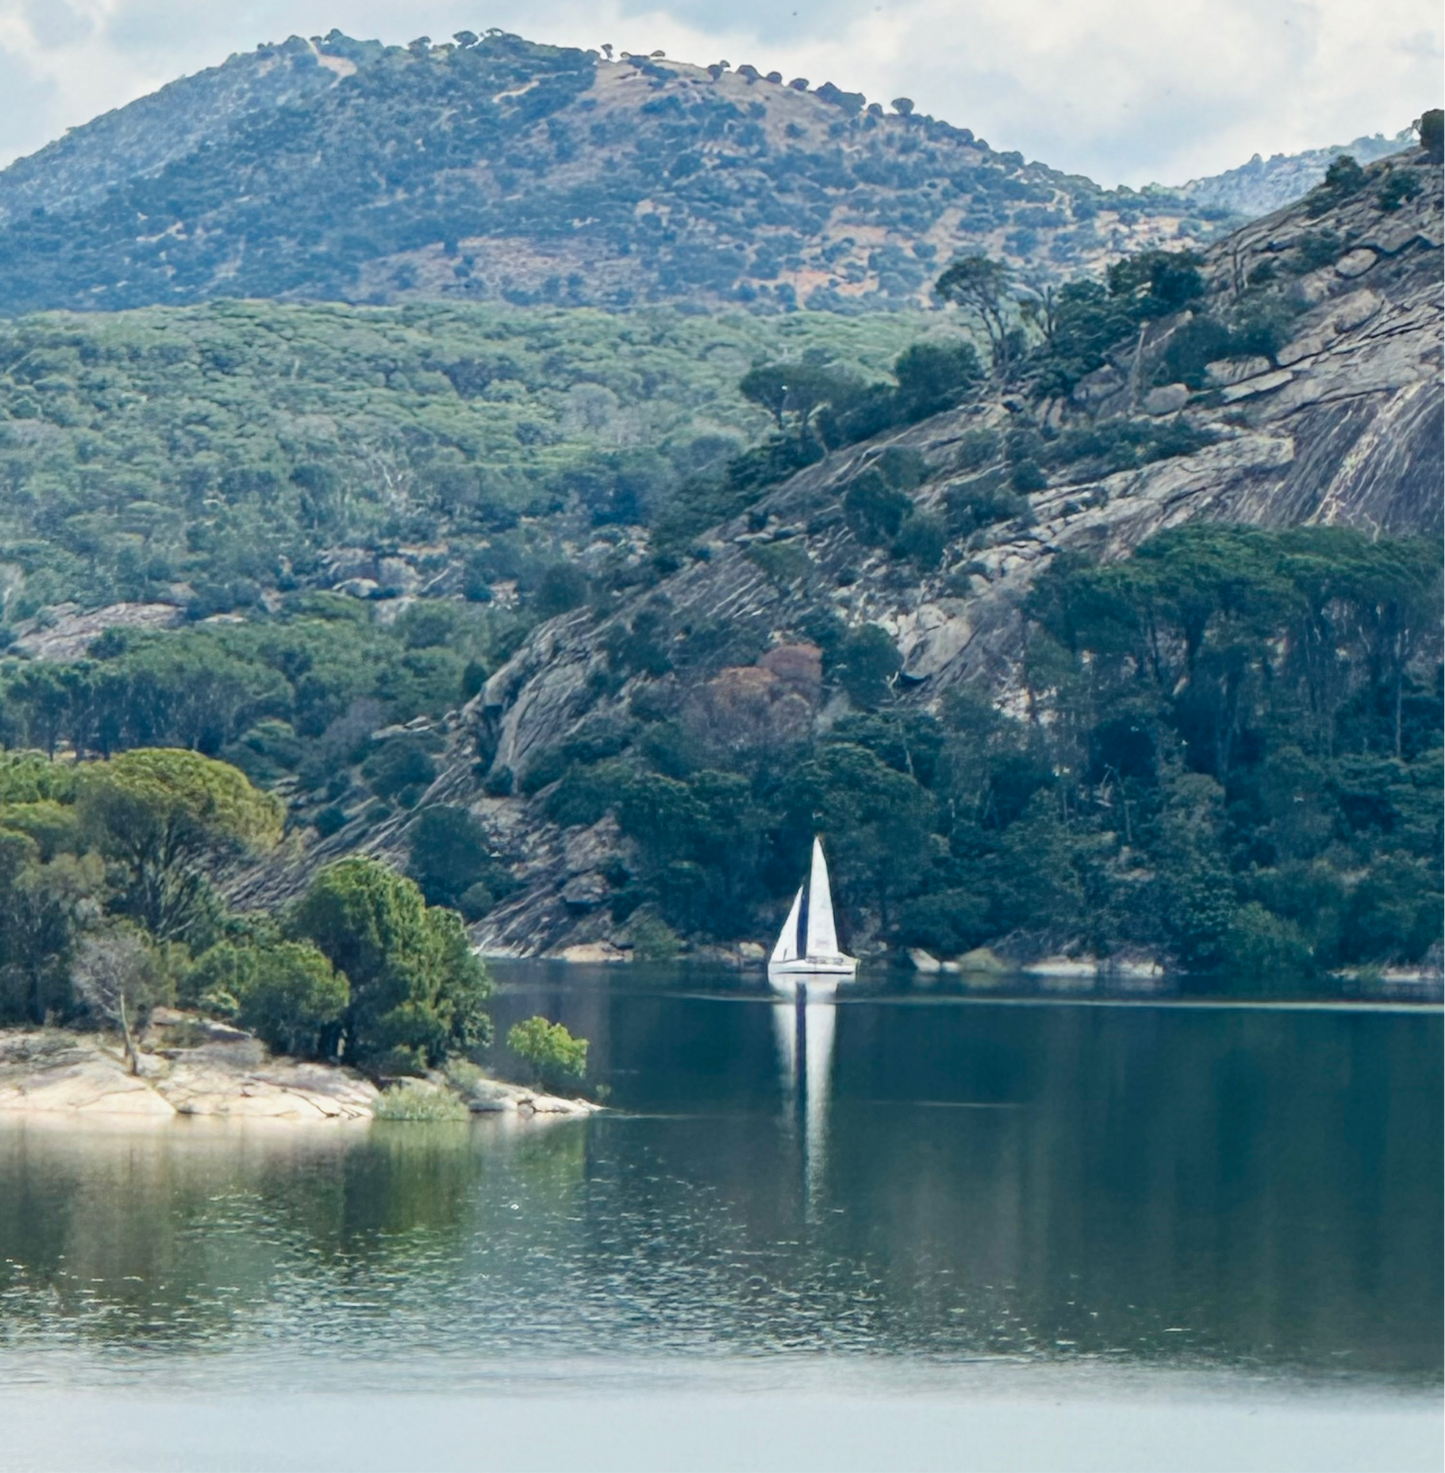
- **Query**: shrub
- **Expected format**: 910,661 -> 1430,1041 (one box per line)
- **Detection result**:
843,469 -> 912,545
627,907 -> 683,960
363,736 -> 438,802
374,1081 -> 470,1121
837,625 -> 902,710
892,512 -> 947,571
1378,170 -> 1423,212
408,804 -> 493,908
506,1015 -> 589,1091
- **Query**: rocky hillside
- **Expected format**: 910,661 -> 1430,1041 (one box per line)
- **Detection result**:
236,141 -> 1444,961
0,31 -> 1216,316
1175,130 -> 1416,218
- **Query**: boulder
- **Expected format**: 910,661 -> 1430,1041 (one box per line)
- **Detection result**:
1142,383 -> 1190,415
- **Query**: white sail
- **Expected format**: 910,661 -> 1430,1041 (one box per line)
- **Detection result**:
771,886 -> 804,963
804,837 -> 839,959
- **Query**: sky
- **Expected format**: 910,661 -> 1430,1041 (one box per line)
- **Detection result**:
0,0 -> 1436,186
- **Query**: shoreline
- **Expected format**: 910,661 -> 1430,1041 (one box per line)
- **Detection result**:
0,1023 -> 597,1125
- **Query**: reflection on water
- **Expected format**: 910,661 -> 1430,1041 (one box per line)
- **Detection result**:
0,967 -> 1439,1395
770,990 -> 837,1214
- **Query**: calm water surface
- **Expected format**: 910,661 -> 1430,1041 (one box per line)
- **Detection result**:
0,966 -> 1440,1470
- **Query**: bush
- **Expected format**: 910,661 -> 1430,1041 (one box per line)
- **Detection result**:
627,907 -> 683,960
843,469 -> 912,545
186,936 -> 349,1057
837,625 -> 902,710
506,1016 -> 589,1091
373,1081 -> 470,1121
894,889 -> 990,955
1378,170 -> 1423,212
892,512 -> 947,571
363,736 -> 438,802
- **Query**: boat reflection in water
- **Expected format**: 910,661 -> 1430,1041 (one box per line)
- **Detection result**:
771,983 -> 837,1213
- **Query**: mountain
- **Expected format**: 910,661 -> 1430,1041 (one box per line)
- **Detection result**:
225,139 -> 1441,960
1173,129 -> 1418,218
0,31 -> 1219,317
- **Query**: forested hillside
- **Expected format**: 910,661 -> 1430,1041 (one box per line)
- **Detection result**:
0,31 -> 1217,316
0,302 -> 940,620
380,136 -> 1440,984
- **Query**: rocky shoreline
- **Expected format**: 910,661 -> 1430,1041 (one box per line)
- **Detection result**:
0,1016 -> 598,1124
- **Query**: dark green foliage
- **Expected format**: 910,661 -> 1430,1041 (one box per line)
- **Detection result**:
1292,229 -> 1343,272
943,474 -> 1030,537
843,470 -> 912,545
836,625 -> 903,710
892,512 -> 946,571
187,935 -> 349,1057
1105,249 -> 1205,316
288,856 -> 492,1069
362,736 -> 439,805
526,529 -> 1440,986
1377,169 -> 1423,212
407,803 -> 512,913
1306,154 -> 1367,215
891,339 -> 982,419
1420,109 -> 1444,163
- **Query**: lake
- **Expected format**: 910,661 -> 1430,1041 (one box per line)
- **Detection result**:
0,965 -> 1440,1471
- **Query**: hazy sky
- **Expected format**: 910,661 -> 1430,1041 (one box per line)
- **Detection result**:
0,1 -> 1437,185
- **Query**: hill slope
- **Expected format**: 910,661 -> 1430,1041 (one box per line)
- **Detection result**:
0,31 -> 1215,316
0,300 -> 944,620
1175,129 -> 1417,219
267,142 -> 1442,961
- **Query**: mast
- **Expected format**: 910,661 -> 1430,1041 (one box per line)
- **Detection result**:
804,837 -> 839,958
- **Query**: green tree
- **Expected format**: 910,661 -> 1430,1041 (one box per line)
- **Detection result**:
407,804 -> 494,909
934,255 -> 1017,379
836,625 -> 902,710
78,749 -> 284,943
506,1015 -> 588,1091
1419,109 -> 1444,163
187,935 -> 350,1057
739,362 -> 862,446
288,857 -> 492,1069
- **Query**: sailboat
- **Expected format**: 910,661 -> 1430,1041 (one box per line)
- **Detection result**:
767,836 -> 858,990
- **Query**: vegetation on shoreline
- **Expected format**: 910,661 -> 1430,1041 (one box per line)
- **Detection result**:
0,745 -> 491,1070
511,525 -> 1442,987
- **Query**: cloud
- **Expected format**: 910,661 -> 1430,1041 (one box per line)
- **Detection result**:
0,0 -> 1436,184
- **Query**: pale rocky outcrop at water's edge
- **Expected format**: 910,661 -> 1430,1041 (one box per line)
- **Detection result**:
0,1023 -> 597,1122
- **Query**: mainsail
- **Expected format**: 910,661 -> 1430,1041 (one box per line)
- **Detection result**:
771,886 -> 804,963
766,836 -> 856,984
804,837 -> 839,958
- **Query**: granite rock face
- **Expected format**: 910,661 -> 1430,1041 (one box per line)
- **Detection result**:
0,1029 -> 378,1122
242,150 -> 1444,957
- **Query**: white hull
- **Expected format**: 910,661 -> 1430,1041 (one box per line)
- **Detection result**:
767,956 -> 856,996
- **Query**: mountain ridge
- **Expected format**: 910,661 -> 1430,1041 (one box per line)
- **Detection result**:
0,30 -> 1222,317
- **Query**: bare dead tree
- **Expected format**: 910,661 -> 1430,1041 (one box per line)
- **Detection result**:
72,932 -> 152,1074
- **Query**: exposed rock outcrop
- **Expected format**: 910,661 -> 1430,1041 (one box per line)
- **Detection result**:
236,148 -> 1443,958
